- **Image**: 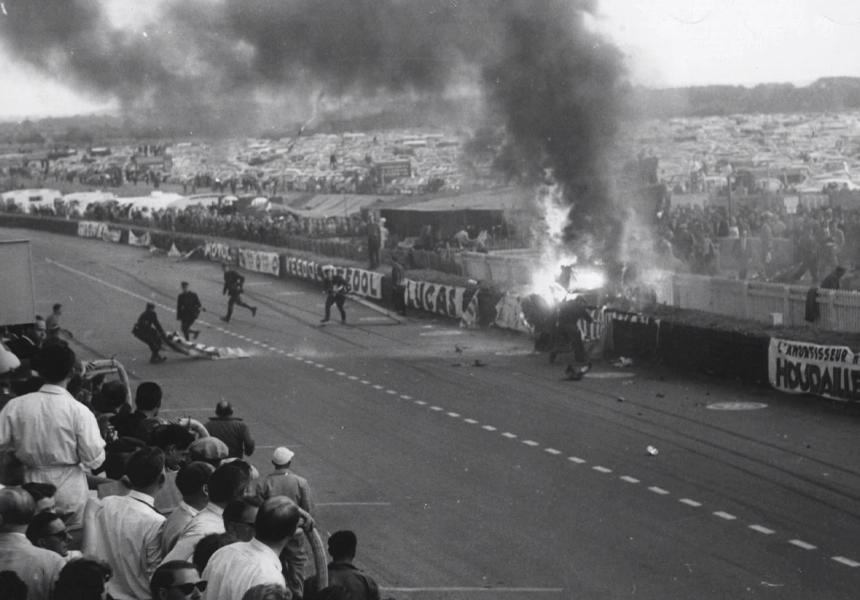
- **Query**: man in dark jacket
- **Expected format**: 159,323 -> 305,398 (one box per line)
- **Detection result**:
176,281 -> 204,341
221,264 -> 257,323
320,268 -> 351,324
304,530 -> 380,600
821,265 -> 847,290
133,303 -> 167,363
391,256 -> 407,316
205,402 -> 255,459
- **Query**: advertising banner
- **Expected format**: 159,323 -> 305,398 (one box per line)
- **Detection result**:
331,266 -> 383,300
405,279 -> 466,319
203,242 -> 237,263
77,221 -> 107,239
239,249 -> 280,277
101,227 -> 122,243
285,257 -> 325,282
128,230 -> 151,247
769,338 -> 860,402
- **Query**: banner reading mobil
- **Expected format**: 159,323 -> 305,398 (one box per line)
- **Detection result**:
769,338 -> 860,402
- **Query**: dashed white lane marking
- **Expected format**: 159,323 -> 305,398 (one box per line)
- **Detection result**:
789,540 -> 817,550
620,476 -> 640,484
315,364 -> 325,368
832,557 -> 860,568
749,525 -> 775,535
593,466 -> 612,473
545,448 -> 561,455
649,486 -> 670,495
502,432 -> 517,439
317,502 -> 392,507
47,254 -> 837,571
400,395 -> 412,400
386,390 -> 398,395
381,588 -> 563,594
372,384 -> 384,390
463,418 -> 478,424
430,406 -> 443,411
287,353 -> 295,357
523,440 -> 539,446
337,371 -> 346,376
326,367 -> 335,372
447,412 -> 460,418
415,400 -> 427,406
361,380 -> 371,385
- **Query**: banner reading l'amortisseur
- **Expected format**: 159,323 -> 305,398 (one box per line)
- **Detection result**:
769,338 -> 860,402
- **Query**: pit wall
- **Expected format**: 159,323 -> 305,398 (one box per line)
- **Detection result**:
462,247 -> 860,334
4,214 -> 858,405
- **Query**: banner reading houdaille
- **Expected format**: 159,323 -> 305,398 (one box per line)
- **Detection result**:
769,338 -> 860,402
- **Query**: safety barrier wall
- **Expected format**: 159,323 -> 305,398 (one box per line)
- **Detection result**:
0,213 -> 495,324
670,274 -> 860,332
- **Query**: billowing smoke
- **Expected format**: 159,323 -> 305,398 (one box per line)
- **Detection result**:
1,0 -> 625,242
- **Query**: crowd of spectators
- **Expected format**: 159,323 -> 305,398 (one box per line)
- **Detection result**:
0,320 -> 386,600
657,202 -> 860,283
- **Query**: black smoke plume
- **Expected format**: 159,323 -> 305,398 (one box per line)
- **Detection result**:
1,0 -> 625,242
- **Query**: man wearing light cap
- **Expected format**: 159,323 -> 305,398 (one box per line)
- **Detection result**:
257,447 -> 315,598
206,402 -> 256,459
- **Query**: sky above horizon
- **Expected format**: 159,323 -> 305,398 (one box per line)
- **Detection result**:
1,0 -> 859,119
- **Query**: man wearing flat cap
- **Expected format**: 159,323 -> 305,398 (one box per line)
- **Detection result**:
257,447 -> 315,598
205,402 -> 255,459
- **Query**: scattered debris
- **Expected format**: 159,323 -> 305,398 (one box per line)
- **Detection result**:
656,393 -> 665,398
617,397 -> 625,402
455,345 -> 463,354
614,357 -> 633,368
473,360 -> 486,367
646,445 -> 659,456
622,380 -> 634,386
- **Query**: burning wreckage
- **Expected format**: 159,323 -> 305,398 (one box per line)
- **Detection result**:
520,260 -> 657,373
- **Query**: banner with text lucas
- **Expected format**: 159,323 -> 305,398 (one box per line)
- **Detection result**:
769,338 -> 860,402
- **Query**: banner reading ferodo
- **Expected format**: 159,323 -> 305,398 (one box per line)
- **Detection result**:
769,338 -> 860,402
77,221 -> 107,239
238,249 -> 280,277
405,279 -> 466,319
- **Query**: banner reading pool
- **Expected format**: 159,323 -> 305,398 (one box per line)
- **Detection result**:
769,338 -> 860,402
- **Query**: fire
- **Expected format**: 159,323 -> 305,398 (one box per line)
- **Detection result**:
530,182 -> 607,305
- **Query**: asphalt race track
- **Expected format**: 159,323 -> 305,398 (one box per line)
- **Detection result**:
4,227 -> 860,599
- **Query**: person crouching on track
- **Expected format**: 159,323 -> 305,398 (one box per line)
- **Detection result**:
133,302 -> 167,363
177,281 -> 204,341
320,267 -> 351,324
221,263 -> 257,323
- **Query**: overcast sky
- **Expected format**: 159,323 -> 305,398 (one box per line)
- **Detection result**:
1,0 -> 859,119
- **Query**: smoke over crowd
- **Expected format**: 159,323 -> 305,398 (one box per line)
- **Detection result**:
1,0 -> 626,249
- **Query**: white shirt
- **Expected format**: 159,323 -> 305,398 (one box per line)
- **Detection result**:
0,532 -> 66,600
161,502 -> 224,564
0,384 -> 105,527
162,500 -> 200,554
84,490 -> 166,600
202,538 -> 287,600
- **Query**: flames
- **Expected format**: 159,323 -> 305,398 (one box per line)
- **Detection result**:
529,183 -> 607,305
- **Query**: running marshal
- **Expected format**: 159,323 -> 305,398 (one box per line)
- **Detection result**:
769,338 -> 860,401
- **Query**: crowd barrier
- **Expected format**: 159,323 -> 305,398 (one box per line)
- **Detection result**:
671,274 -> 860,332
5,213 -> 860,405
